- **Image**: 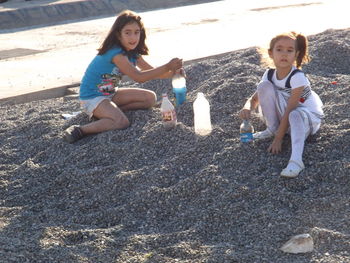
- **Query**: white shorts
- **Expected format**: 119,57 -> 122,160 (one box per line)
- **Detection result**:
80,94 -> 115,119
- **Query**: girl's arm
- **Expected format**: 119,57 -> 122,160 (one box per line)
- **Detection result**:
268,86 -> 304,154
239,92 -> 259,120
112,54 -> 182,83
136,56 -> 176,79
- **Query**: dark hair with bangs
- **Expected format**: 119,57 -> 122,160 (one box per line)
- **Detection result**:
97,10 -> 149,56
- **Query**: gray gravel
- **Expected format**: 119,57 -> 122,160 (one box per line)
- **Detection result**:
0,28 -> 349,263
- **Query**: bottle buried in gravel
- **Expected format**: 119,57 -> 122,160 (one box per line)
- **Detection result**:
160,93 -> 177,130
193,92 -> 212,136
240,120 -> 254,142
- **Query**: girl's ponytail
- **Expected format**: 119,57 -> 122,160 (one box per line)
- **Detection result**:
295,33 -> 310,68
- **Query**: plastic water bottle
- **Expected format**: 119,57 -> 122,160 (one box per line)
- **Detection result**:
172,73 -> 187,106
193,92 -> 212,136
160,93 -> 177,130
240,120 -> 254,142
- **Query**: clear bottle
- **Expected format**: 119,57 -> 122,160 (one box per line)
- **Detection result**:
193,92 -> 212,136
171,73 -> 187,106
160,93 -> 177,130
240,120 -> 254,143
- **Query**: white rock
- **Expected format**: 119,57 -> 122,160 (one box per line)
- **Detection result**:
280,233 -> 314,254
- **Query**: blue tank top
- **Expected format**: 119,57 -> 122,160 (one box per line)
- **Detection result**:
79,46 -> 137,100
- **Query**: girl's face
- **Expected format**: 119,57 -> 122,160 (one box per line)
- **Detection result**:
269,37 -> 298,70
118,22 -> 141,51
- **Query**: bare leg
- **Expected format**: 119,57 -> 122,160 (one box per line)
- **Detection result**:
80,99 -> 130,135
113,88 -> 156,111
64,88 -> 156,142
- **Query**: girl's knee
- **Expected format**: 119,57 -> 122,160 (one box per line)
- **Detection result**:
145,91 -> 157,108
118,117 -> 130,129
288,110 -> 301,121
111,115 -> 130,130
257,80 -> 274,93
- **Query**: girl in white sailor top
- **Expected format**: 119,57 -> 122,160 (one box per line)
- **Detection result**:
239,32 -> 324,178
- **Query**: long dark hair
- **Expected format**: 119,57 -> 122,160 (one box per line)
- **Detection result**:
268,31 -> 310,68
97,10 -> 149,56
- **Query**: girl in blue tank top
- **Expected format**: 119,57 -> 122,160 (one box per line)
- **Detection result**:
63,10 -> 184,143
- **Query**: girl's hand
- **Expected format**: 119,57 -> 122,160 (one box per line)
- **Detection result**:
167,58 -> 183,71
239,92 -> 258,120
239,108 -> 251,120
268,137 -> 282,154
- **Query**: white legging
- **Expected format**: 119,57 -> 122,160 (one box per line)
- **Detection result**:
257,81 -> 311,163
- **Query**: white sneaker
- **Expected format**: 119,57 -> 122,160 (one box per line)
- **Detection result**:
280,160 -> 305,178
253,129 -> 274,140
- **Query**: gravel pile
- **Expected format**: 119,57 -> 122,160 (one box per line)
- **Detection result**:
0,28 -> 349,263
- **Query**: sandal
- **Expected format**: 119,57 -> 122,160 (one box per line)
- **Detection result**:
280,160 -> 305,178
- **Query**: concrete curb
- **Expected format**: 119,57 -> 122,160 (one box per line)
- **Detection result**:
0,83 -> 79,105
1,0 -> 127,30
0,0 -> 219,30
